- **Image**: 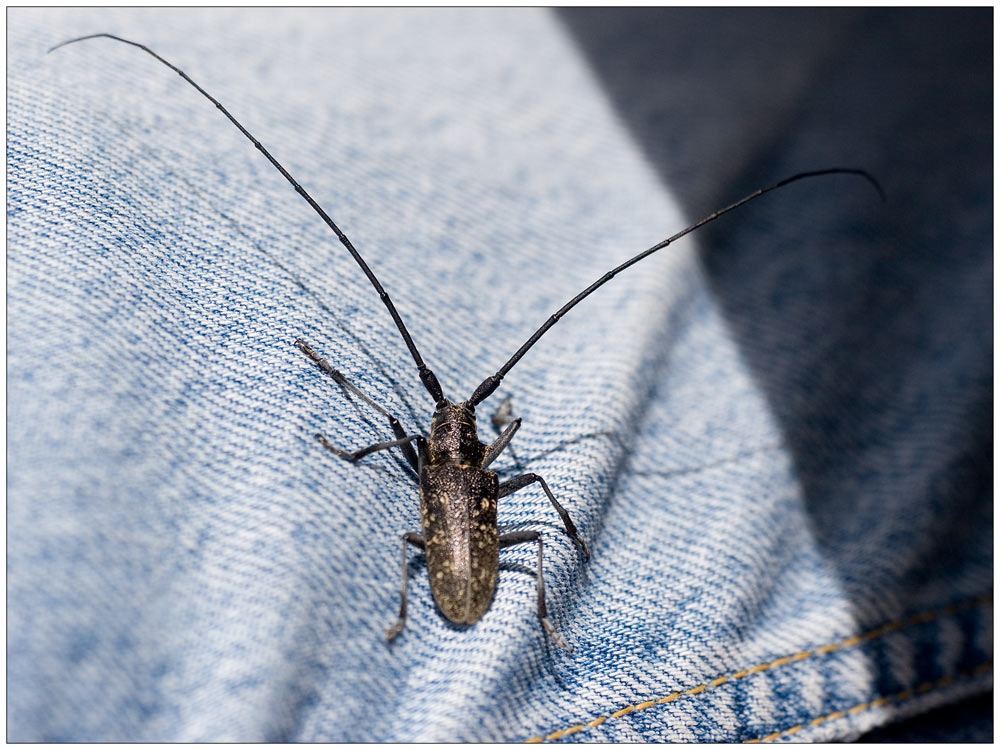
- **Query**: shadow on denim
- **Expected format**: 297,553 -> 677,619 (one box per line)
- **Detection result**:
557,6 -> 992,736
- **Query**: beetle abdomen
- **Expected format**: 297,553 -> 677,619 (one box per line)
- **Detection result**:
420,464 -> 499,624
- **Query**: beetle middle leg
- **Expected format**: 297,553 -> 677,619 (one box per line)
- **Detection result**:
500,530 -> 571,651
500,474 -> 589,559
315,432 -> 424,464
296,338 -> 421,473
386,531 -> 425,642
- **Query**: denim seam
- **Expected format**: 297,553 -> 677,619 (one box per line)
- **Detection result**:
525,594 -> 992,743
748,661 -> 993,743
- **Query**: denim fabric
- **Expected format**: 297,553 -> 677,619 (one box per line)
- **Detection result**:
8,8 -> 991,742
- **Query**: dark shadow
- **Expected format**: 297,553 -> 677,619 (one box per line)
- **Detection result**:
557,0 -> 992,671
859,690 -> 993,742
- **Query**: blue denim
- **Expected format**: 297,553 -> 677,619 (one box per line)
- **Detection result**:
8,8 -> 991,742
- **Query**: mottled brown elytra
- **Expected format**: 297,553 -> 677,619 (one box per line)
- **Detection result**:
51,33 -> 882,649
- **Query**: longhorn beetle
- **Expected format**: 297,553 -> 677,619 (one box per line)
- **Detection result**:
49,33 -> 883,650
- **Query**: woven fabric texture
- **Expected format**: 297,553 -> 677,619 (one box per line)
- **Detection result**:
8,8 -> 991,741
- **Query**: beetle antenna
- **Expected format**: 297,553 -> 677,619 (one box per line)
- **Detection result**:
48,33 -> 446,405
469,168 -> 884,407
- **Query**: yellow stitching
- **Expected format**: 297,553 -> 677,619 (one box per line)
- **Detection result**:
523,595 -> 991,743
752,662 -> 993,742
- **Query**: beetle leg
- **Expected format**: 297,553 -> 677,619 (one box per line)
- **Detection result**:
499,474 -> 589,559
386,531 -> 425,642
296,338 -> 419,472
490,395 -> 515,429
500,530 -> 571,651
316,432 -> 423,464
481,416 -> 521,469
486,396 -> 527,472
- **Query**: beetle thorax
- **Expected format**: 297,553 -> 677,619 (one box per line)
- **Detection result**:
427,400 -> 483,467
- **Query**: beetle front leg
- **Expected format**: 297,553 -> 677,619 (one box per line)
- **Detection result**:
481,415 -> 521,469
296,338 -> 420,473
500,530 -> 571,651
499,473 -> 589,559
485,396 -> 526,472
386,531 -> 425,642
490,395 -> 516,430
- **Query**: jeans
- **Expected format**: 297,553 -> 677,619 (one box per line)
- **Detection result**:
8,8 -> 991,741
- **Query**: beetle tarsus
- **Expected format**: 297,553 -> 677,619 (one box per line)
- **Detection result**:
542,616 -> 573,651
385,619 -> 404,642
315,432 -> 355,461
491,396 -> 515,429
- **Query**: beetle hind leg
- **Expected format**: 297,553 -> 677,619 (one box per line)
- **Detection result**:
386,532 -> 425,642
500,530 -> 571,651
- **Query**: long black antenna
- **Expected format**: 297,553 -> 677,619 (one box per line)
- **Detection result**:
470,168 -> 883,407
49,33 -> 446,406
